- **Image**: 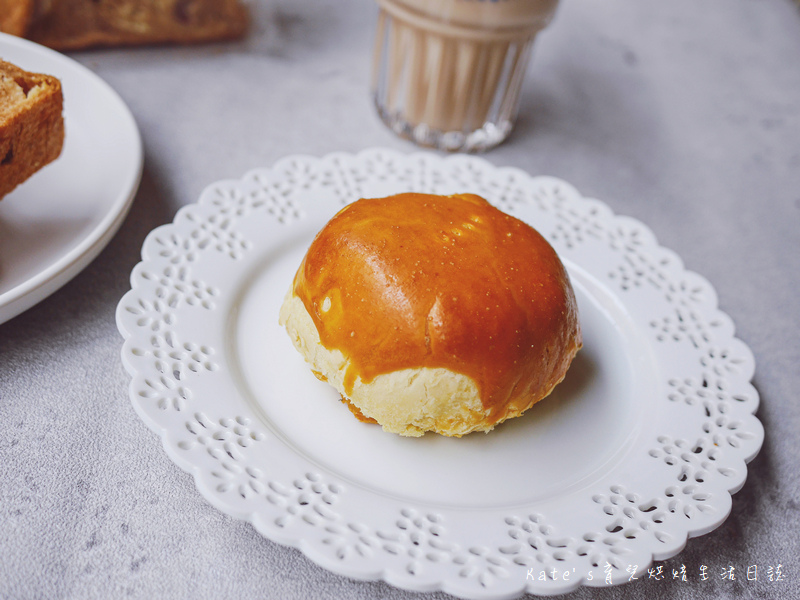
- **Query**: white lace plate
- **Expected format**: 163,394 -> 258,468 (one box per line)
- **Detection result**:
116,149 -> 763,598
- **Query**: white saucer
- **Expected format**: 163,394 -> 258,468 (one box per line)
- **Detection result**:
0,33 -> 142,325
118,149 -> 763,598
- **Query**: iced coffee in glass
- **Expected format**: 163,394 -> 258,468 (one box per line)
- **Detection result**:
372,0 -> 559,152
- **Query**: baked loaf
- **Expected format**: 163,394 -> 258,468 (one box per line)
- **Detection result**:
0,0 -> 248,50
0,59 -> 64,200
280,193 -> 582,437
0,0 -> 34,36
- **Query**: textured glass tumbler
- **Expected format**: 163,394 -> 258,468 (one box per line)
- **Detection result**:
372,0 -> 559,152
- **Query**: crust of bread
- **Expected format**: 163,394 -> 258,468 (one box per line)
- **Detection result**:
0,59 -> 64,200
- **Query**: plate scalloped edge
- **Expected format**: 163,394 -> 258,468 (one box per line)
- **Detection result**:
116,148 -> 763,599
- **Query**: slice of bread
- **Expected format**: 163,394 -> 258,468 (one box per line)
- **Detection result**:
0,59 -> 64,199
23,0 -> 248,50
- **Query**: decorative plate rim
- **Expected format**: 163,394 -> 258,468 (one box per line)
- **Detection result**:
116,148 -> 763,599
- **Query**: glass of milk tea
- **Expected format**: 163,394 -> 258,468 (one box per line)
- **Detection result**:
372,0 -> 559,152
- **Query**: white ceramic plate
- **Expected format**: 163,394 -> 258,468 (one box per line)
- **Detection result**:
117,149 -> 763,599
0,33 -> 142,325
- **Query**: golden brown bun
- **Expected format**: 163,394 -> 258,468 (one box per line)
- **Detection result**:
0,59 -> 64,200
280,192 -> 582,437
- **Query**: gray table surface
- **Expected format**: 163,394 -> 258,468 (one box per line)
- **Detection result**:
2,0 -> 799,598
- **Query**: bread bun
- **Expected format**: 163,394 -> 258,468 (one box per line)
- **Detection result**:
279,192 -> 582,437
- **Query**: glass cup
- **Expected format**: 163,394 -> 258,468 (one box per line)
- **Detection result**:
371,0 -> 560,152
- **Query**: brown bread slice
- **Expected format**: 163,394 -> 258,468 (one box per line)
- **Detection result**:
0,59 -> 64,199
24,0 -> 248,50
